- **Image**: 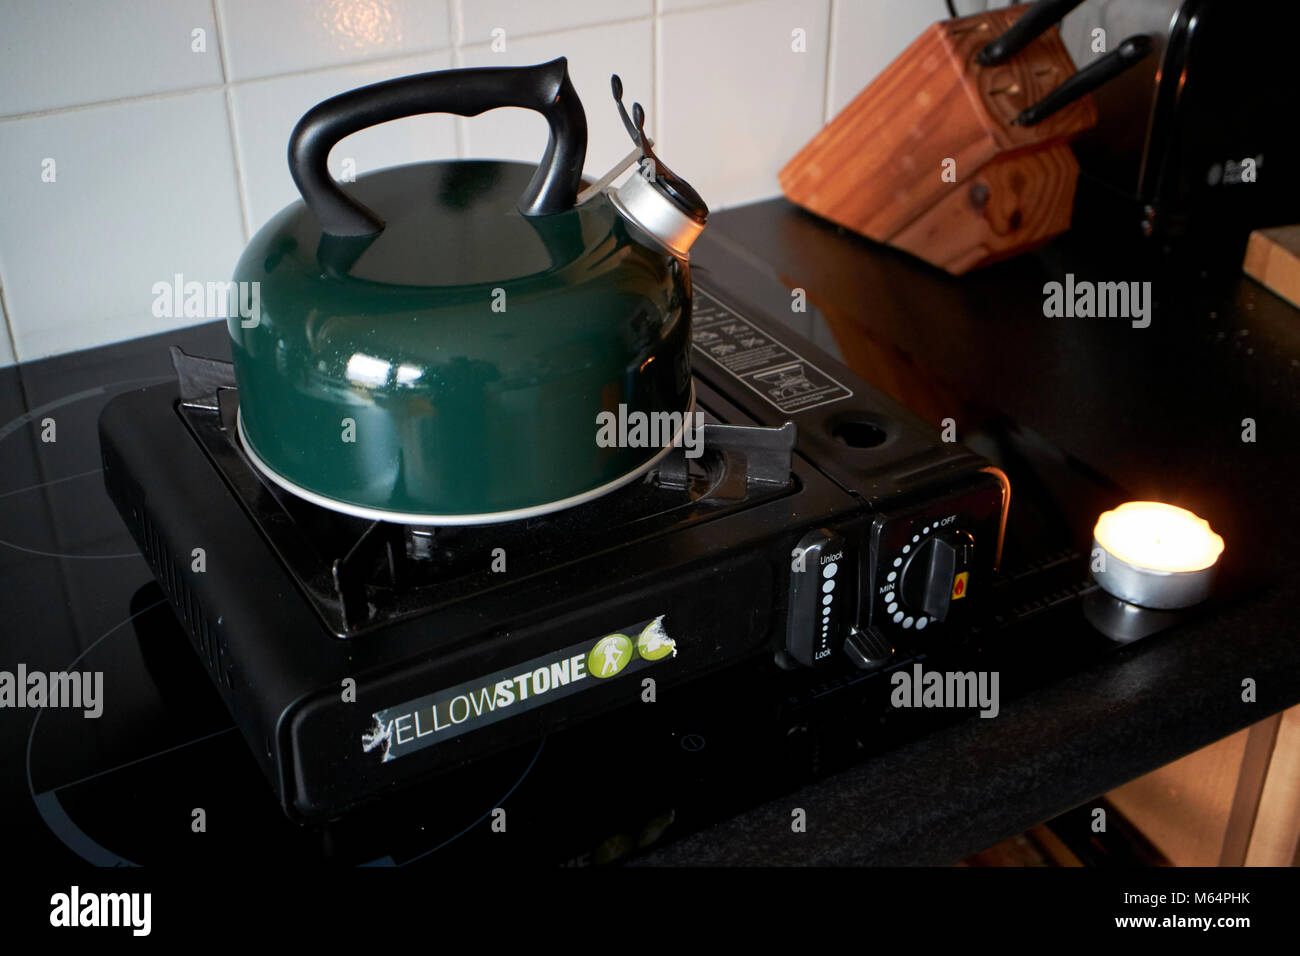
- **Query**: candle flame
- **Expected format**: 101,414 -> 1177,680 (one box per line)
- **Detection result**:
1095,501 -> 1224,574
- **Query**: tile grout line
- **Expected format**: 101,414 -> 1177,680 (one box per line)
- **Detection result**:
459,11 -> 657,47
0,83 -> 230,125
823,0 -> 838,125
655,8 -> 667,149
451,0 -> 467,158
651,1 -> 661,144
210,0 -> 253,243
211,42 -> 453,89
0,280 -> 21,365
451,0 -> 464,47
659,0 -> 760,22
446,9 -> 658,160
0,8 -> 707,127
0,47 -> 453,125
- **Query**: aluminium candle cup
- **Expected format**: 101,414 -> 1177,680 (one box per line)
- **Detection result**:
1090,502 -> 1225,610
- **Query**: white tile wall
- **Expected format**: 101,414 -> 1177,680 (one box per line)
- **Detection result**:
827,1 -> 949,118
0,294 -> 14,367
459,0 -> 653,45
0,0 -> 223,117
0,91 -> 246,361
657,0 -> 730,12
0,0 -> 945,365
658,0 -> 831,209
231,51 -> 456,232
216,0 -> 452,81
458,20 -> 654,178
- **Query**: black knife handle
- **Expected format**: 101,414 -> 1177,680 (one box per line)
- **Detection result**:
976,0 -> 1087,66
1013,34 -> 1154,127
288,58 -> 587,236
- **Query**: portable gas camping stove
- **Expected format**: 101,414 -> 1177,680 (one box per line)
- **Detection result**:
100,240 -> 1012,823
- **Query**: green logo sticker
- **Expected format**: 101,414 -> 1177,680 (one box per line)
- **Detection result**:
365,615 -> 676,762
636,616 -> 676,661
587,634 -> 634,679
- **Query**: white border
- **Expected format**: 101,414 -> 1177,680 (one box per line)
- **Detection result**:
234,385 -> 696,526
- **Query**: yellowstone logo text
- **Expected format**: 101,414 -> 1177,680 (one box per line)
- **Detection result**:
363,616 -> 675,762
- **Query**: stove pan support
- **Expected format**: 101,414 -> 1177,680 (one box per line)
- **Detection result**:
330,521 -> 409,631
655,421 -> 796,490
171,346 -> 236,409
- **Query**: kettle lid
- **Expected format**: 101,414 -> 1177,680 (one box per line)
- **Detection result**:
267,59 -> 604,286
294,161 -> 608,287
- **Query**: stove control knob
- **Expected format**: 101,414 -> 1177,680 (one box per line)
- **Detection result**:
900,530 -> 973,622
844,625 -> 892,671
786,528 -> 848,667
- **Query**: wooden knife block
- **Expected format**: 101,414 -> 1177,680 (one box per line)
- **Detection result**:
780,8 -> 1098,275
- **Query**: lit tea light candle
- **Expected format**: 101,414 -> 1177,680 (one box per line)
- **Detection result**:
1092,501 -> 1224,609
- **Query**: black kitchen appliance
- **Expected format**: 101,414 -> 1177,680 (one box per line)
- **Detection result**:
100,247 -> 1010,822
1064,0 -> 1300,252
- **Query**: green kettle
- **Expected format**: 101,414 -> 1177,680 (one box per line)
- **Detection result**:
228,58 -> 708,524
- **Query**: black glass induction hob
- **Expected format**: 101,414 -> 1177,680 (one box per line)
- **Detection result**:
2,229 -> 1234,867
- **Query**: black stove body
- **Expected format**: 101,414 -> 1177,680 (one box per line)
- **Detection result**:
100,272 -> 1008,822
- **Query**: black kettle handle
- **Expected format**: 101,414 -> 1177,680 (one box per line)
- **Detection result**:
288,57 -> 587,237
